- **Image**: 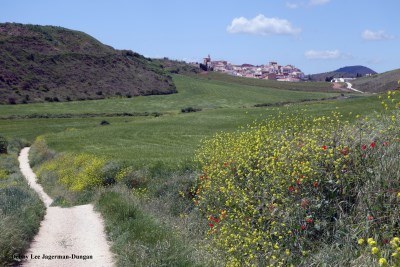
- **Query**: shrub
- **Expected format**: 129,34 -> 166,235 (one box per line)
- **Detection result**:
29,137 -> 55,167
100,162 -> 121,186
0,136 -> 7,154
38,153 -> 107,191
7,97 -> 16,105
115,166 -> 149,189
6,138 -> 29,154
181,107 -> 202,113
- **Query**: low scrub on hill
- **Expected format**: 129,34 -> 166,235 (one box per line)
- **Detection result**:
0,23 -> 176,104
0,139 -> 45,266
194,91 -> 400,266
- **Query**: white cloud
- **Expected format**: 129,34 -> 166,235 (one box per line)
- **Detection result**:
305,49 -> 342,59
227,14 -> 301,36
309,0 -> 330,5
362,30 -> 394,41
286,0 -> 330,9
286,2 -> 299,9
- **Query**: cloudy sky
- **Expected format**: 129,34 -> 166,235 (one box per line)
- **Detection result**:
1,0 -> 399,73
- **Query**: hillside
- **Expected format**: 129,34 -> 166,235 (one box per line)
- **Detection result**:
309,65 -> 377,81
0,23 -> 176,104
352,68 -> 400,93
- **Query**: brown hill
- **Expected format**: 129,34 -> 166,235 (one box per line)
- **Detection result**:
0,23 -> 176,104
352,69 -> 400,93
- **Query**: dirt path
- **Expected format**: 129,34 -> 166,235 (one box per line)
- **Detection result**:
345,82 -> 364,93
18,147 -> 115,267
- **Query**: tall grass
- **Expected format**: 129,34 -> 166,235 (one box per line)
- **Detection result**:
96,187 -> 217,267
0,143 -> 45,266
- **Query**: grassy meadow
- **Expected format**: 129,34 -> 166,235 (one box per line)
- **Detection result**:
0,73 -> 375,168
1,72 -> 397,266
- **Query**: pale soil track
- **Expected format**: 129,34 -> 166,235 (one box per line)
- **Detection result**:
18,147 -> 115,267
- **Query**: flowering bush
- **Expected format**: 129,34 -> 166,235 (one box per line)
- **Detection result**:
37,153 -> 107,191
358,237 -> 400,266
195,104 -> 399,266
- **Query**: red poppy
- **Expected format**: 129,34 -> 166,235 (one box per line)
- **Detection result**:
288,186 -> 295,192
313,181 -> 319,188
208,223 -> 214,228
370,142 -> 376,148
306,218 -> 313,224
361,144 -> 367,150
268,204 -> 276,211
322,145 -> 327,150
301,224 -> 307,230
340,147 -> 349,155
367,215 -> 374,221
301,198 -> 309,208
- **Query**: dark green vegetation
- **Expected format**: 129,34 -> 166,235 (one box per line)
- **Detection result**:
0,23 -> 176,104
153,57 -> 200,75
309,65 -> 377,81
0,139 -> 45,266
352,69 -> 400,93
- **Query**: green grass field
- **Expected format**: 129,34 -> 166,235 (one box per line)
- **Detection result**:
0,73 -> 381,168
0,74 -> 341,118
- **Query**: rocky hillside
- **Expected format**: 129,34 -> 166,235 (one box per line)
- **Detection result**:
0,23 -> 176,104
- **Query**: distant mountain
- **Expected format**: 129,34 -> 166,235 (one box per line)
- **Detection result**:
0,23 -> 176,104
351,69 -> 400,93
309,65 -> 377,81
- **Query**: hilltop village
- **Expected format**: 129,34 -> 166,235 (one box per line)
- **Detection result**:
200,55 -> 305,82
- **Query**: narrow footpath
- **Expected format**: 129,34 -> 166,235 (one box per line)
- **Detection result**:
18,147 -> 115,267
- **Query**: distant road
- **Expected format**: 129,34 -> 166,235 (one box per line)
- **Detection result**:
346,82 -> 364,93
